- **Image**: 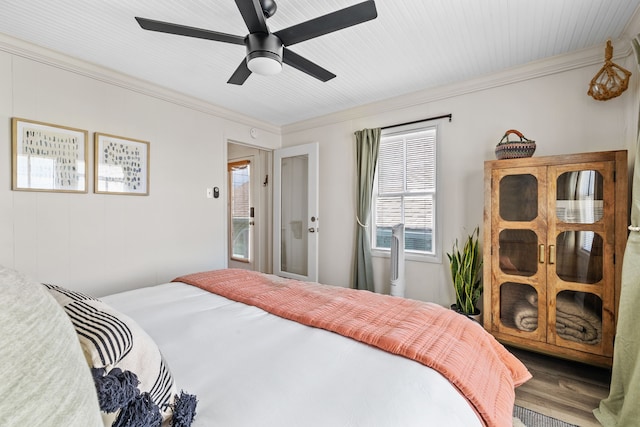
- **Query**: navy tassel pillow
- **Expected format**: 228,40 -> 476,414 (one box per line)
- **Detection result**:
44,284 -> 198,427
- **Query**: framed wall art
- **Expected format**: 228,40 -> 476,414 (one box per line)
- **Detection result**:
12,117 -> 89,193
94,133 -> 149,195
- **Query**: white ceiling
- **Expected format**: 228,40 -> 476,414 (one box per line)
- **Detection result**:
1,0 -> 639,127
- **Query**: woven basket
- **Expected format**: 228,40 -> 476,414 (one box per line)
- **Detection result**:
495,129 -> 536,160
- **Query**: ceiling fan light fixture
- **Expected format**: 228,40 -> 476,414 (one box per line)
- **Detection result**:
247,52 -> 282,75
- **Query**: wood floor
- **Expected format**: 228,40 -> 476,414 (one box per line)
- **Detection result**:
508,346 -> 612,427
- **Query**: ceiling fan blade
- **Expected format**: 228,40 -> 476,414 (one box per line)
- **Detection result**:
135,17 -> 245,45
274,0 -> 377,46
283,48 -> 335,82
235,0 -> 269,34
227,60 -> 252,85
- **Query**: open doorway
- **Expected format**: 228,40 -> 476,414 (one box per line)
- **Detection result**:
227,142 -> 273,273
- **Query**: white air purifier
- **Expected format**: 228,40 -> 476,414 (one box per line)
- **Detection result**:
390,223 -> 405,297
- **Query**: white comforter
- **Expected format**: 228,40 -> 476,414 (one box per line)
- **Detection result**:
103,282 -> 482,427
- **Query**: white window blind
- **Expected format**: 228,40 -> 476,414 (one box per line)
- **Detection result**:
373,126 -> 437,255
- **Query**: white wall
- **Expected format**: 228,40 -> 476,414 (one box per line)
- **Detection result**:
0,38 -> 279,296
281,50 -> 639,307
2,34 -> 638,306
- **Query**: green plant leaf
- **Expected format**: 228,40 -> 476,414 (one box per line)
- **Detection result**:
447,226 -> 482,315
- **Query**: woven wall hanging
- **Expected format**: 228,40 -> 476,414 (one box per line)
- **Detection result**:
588,40 -> 631,101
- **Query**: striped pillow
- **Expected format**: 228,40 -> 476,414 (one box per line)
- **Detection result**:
44,284 -> 177,424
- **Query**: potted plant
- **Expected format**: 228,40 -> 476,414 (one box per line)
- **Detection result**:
447,227 -> 483,319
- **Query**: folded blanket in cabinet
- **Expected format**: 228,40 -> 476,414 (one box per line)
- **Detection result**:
513,291 -> 602,345
513,300 -> 538,332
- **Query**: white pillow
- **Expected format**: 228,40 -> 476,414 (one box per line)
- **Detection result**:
0,266 -> 103,427
44,284 -> 178,424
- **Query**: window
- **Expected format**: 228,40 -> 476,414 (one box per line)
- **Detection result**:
372,125 -> 438,259
228,160 -> 251,262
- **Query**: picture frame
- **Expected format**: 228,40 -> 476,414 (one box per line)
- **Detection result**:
12,117 -> 89,193
94,133 -> 149,195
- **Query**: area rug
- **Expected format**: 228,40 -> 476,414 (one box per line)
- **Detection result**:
513,406 -> 579,427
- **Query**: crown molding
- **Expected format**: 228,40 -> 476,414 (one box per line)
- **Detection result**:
282,39 -> 633,135
0,33 -> 281,135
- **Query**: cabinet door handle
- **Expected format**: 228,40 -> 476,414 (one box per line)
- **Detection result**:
549,245 -> 556,264
539,244 -> 545,263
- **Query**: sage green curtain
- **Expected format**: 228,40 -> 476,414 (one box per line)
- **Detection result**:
352,128 -> 381,291
594,35 -> 640,426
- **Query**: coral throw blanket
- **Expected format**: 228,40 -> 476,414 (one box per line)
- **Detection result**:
173,269 -> 531,427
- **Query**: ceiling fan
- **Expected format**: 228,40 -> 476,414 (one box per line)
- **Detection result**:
135,0 -> 377,85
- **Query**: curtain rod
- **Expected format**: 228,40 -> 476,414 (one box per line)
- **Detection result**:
381,113 -> 452,130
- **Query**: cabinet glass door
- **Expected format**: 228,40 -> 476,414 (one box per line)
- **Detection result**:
555,170 -> 604,285
553,290 -> 603,346
498,229 -> 540,331
499,282 -> 540,332
550,168 -> 607,350
499,174 -> 538,221
499,229 -> 538,276
555,231 -> 603,284
495,171 -> 545,340
556,170 -> 604,224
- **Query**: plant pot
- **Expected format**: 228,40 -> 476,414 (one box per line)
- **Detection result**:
450,304 -> 482,323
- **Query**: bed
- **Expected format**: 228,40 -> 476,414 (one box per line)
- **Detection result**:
0,266 -> 530,427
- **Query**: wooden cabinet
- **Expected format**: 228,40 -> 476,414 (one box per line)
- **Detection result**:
482,151 -> 628,367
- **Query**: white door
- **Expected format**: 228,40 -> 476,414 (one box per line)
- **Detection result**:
273,142 -> 319,282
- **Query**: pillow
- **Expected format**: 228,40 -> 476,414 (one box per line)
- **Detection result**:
0,266 -> 102,427
44,283 -> 196,426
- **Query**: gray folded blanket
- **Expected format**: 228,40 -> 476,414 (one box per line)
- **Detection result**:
513,300 -> 538,332
513,290 -> 601,345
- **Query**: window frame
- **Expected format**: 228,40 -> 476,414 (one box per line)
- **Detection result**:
370,122 -> 442,264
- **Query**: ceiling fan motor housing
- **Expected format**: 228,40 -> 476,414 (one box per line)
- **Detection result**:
246,33 -> 283,64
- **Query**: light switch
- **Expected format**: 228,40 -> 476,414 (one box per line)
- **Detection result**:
206,188 -> 214,198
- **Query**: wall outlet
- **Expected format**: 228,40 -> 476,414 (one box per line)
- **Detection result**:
206,188 -> 214,199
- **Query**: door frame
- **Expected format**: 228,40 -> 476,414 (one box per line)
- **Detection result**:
227,142 -> 273,273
